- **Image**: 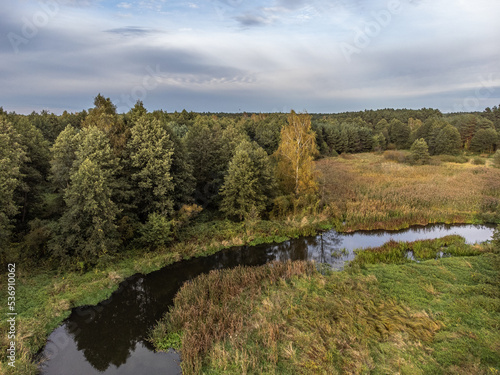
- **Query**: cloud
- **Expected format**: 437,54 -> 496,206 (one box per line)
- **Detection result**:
235,13 -> 271,27
117,2 -> 132,9
104,26 -> 158,36
1,0 -> 500,114
274,0 -> 309,11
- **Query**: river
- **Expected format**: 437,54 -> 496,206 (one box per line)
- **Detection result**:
38,224 -> 495,375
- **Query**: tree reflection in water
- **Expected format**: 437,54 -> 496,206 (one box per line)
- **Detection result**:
40,224 -> 494,375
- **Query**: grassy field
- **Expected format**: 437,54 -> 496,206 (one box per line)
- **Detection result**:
317,153 -> 500,231
152,238 -> 500,374
0,216 -> 327,375
1,152 -> 499,374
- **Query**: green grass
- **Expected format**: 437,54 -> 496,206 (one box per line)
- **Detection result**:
2,151 -> 499,374
152,238 -> 500,375
0,215 -> 335,374
365,254 -> 500,374
149,261 -> 316,374
351,235 -> 485,266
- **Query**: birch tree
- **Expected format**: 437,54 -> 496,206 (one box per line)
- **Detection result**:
275,111 -> 318,196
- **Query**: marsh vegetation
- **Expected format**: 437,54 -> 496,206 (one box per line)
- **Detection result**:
1,101 -> 500,374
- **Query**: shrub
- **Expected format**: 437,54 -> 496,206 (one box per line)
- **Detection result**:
493,150 -> 500,168
383,150 -> 407,163
139,213 -> 173,249
271,195 -> 292,219
386,143 -> 397,150
408,138 -> 430,165
436,155 -> 468,164
493,225 -> 500,251
472,157 -> 485,165
478,196 -> 500,223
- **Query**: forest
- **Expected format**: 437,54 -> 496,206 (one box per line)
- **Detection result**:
1,96 -> 500,374
2,95 -> 499,268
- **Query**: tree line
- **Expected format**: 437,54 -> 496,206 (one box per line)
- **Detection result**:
1,97 -> 499,267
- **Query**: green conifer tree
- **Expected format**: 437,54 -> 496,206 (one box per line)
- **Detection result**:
0,119 -> 27,245
220,140 -> 276,220
409,138 -> 431,165
52,127 -> 121,263
127,116 -> 175,218
55,158 -> 120,263
470,129 -> 498,153
50,125 -> 80,191
433,124 -> 462,155
389,119 -> 411,149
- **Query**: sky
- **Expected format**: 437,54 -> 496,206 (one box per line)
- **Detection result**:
1,0 -> 500,114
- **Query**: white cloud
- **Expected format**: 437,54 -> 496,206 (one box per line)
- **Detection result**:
2,0 -> 500,113
117,2 -> 132,9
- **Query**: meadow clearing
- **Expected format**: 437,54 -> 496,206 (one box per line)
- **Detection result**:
317,152 -> 500,231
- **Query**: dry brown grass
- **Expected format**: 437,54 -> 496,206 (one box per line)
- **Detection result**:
150,261 -> 315,374
176,267 -> 442,374
151,244 -> 500,374
317,153 -> 500,231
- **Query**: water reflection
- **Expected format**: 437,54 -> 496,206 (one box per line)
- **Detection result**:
39,224 -> 494,375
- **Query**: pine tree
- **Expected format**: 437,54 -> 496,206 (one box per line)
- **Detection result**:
409,138 -> 431,165
220,140 -> 276,220
253,115 -> 284,154
372,133 -> 386,151
388,119 -> 411,149
470,129 -> 498,153
164,126 -> 195,209
51,127 -> 121,263
82,94 -> 129,154
0,119 -> 27,245
55,158 -> 120,263
433,124 -> 462,155
127,116 -> 175,218
74,126 -> 119,172
275,111 -> 319,196
185,118 -> 224,206
185,117 -> 247,207
11,117 -> 51,226
50,125 -> 80,192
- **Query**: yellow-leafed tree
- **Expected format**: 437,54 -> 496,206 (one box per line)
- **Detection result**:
275,111 -> 319,196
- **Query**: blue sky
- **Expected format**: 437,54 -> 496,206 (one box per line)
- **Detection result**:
1,0 -> 500,114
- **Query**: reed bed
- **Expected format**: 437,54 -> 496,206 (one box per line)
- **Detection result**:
152,242 -> 499,374
317,153 -> 500,231
149,261 -> 315,374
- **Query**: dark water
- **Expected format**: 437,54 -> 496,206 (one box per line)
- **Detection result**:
39,224 -> 495,375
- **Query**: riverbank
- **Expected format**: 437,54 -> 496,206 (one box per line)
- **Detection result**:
1,215 -> 336,374
1,153 -> 499,374
152,237 -> 500,374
